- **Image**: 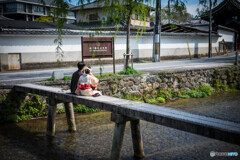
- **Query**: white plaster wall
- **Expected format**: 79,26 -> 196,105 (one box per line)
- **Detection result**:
0,35 -> 82,63
217,29 -> 235,42
0,33 -> 219,65
76,9 -> 106,22
194,26 -> 209,31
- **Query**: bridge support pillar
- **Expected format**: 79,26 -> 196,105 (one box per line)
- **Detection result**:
46,97 -> 57,137
64,102 -> 76,132
131,119 -> 145,159
110,113 -> 145,160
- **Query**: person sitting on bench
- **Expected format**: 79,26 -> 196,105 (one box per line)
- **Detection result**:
75,66 -> 101,97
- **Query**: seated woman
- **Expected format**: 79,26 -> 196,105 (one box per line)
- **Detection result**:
75,66 -> 101,97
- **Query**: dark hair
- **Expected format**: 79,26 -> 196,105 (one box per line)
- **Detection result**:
85,69 -> 90,74
77,62 -> 85,71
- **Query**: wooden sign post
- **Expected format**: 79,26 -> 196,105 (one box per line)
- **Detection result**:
81,37 -> 115,73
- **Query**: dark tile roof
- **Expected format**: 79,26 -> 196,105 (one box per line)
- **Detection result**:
0,19 -> 80,30
0,20 -> 219,37
148,24 -> 210,33
76,21 -> 154,32
0,15 -> 13,20
0,0 -> 76,8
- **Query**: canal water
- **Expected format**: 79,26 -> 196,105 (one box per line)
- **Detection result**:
0,92 -> 239,160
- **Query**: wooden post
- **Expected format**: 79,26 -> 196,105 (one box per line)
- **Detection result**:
130,120 -> 145,159
46,97 -> 57,137
110,113 -> 145,160
64,102 -> 76,132
186,39 -> 192,60
110,115 -> 126,160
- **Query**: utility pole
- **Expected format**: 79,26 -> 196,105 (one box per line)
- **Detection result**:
152,0 -> 161,62
209,0 -> 212,58
168,0 -> 170,24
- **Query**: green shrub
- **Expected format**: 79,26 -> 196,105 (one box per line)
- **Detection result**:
178,94 -> 190,98
146,99 -> 158,104
199,85 -> 213,96
5,114 -> 21,123
95,73 -> 119,79
118,66 -> 143,75
122,93 -> 143,102
158,90 -> 172,100
157,97 -> 165,103
63,76 -> 72,80
74,104 -> 100,113
43,76 -> 56,82
186,90 -> 207,98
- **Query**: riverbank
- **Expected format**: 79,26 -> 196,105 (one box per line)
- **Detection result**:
0,66 -> 239,123
0,91 -> 239,160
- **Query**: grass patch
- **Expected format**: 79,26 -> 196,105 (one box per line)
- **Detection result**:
95,73 -> 119,79
156,97 -> 165,103
63,76 -> 72,80
42,76 -> 56,82
118,66 -> 143,75
74,104 -> 100,113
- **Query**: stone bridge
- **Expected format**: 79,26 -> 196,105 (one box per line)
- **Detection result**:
14,83 -> 240,160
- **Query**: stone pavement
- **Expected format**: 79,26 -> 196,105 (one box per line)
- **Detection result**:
0,52 -> 238,85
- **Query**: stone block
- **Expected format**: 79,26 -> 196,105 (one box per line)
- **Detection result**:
52,71 -> 64,80
98,81 -> 109,90
124,81 -> 134,87
159,83 -> 168,90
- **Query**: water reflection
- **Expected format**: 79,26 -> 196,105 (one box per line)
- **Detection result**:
0,92 -> 240,160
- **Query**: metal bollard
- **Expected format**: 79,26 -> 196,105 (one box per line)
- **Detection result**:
123,53 -> 133,68
235,51 -> 239,65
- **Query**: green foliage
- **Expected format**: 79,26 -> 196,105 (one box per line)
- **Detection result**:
95,73 -> 119,79
43,76 -> 56,82
18,95 -> 47,118
122,93 -> 143,102
185,90 -> 207,98
226,68 -> 232,77
2,95 -> 47,123
198,85 -> 213,96
56,108 -> 65,114
34,16 -> 53,22
158,90 -> 172,100
214,68 -> 220,74
73,104 -> 100,113
146,99 -> 158,104
118,67 -> 143,75
0,95 -> 7,104
5,114 -> 22,123
63,76 -> 72,80
156,97 -> 165,103
211,79 -> 228,92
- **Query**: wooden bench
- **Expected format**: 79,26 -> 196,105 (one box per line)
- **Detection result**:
14,83 -> 240,160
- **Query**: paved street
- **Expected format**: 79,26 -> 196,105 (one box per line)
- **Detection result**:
0,52 -> 238,85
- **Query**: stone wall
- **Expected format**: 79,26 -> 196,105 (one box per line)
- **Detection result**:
33,66 -> 240,98
0,66 -> 239,118
96,67 -> 240,97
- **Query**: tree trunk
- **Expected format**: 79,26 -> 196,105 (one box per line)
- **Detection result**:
125,9 -> 132,70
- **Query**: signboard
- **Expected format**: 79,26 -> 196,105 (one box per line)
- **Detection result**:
81,37 -> 115,73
